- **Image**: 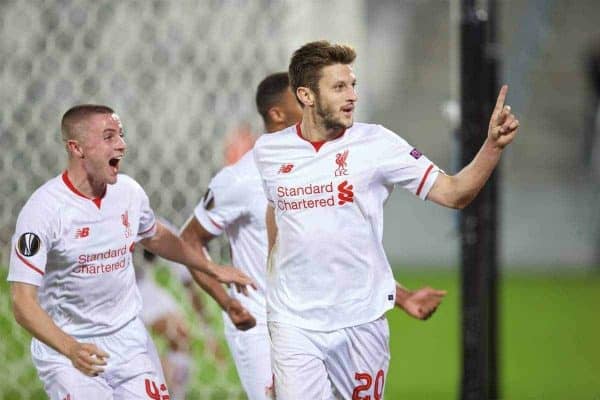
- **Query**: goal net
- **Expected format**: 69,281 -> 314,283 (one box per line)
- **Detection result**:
0,0 -> 366,398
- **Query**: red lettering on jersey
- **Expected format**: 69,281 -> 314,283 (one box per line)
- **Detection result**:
335,149 -> 349,176
122,210 -> 133,238
337,180 -> 354,205
75,227 -> 90,239
278,164 -> 294,174
121,211 -> 130,227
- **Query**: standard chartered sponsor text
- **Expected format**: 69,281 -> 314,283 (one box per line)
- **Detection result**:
75,245 -> 129,274
276,182 -> 336,211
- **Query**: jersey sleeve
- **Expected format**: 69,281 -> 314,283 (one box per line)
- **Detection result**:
7,198 -> 55,286
136,183 -> 157,240
376,125 -> 442,200
252,142 -> 275,206
193,169 -> 246,236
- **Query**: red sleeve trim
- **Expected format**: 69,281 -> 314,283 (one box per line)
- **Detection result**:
209,216 -> 223,230
15,248 -> 44,276
139,222 -> 157,235
416,164 -> 434,197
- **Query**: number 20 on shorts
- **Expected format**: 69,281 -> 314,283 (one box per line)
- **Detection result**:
352,369 -> 385,400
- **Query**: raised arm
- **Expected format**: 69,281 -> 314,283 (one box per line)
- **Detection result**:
140,221 -> 255,288
180,216 -> 256,331
11,282 -> 109,376
427,85 -> 519,209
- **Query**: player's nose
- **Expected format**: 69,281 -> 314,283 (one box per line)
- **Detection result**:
348,86 -> 358,102
116,135 -> 127,151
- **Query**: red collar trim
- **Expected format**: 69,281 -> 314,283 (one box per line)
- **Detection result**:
61,171 -> 105,209
295,122 -> 346,152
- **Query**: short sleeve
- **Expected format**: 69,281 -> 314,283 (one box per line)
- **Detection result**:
193,169 -> 246,236
252,142 -> 275,206
136,185 -> 157,240
377,126 -> 441,200
8,200 -> 54,286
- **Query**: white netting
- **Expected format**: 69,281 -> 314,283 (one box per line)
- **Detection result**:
0,1 -> 366,398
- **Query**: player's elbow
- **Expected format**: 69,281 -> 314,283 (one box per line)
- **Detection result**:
430,175 -> 472,209
10,285 -> 35,328
451,196 -> 472,210
432,190 -> 471,210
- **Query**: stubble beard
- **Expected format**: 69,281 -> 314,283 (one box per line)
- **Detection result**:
316,97 -> 351,132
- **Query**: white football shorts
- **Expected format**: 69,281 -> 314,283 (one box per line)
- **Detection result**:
32,317 -> 169,400
269,315 -> 390,400
225,323 -> 273,400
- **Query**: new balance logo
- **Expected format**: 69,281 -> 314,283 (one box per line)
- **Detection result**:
337,180 -> 354,205
278,164 -> 294,174
335,149 -> 349,176
75,227 -> 90,239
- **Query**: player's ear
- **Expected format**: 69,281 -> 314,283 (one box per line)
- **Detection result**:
296,86 -> 314,107
268,106 -> 284,124
66,139 -> 84,158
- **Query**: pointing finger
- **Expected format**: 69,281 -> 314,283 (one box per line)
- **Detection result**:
493,85 -> 508,118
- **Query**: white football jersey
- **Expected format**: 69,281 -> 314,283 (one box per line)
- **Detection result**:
254,122 -> 441,331
194,150 -> 268,331
8,172 -> 156,336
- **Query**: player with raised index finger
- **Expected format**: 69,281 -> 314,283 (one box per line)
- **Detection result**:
253,41 -> 519,399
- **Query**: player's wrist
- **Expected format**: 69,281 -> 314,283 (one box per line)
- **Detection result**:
224,297 -> 237,313
201,260 -> 219,278
61,336 -> 80,358
484,135 -> 506,152
394,286 -> 413,309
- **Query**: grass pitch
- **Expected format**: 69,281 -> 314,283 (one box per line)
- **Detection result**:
1,267 -> 599,399
386,269 -> 600,399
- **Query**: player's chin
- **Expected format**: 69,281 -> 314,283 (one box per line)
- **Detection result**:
106,171 -> 119,184
340,113 -> 354,128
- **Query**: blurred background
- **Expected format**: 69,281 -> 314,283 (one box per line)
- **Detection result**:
0,0 -> 598,399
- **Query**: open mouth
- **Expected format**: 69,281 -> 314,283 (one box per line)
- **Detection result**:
108,156 -> 122,171
341,105 -> 354,115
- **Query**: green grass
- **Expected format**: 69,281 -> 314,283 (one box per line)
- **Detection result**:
386,269 -> 600,399
2,266 -> 599,399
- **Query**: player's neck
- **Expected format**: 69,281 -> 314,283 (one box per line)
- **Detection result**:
65,165 -> 107,199
265,122 -> 286,133
300,113 -> 344,142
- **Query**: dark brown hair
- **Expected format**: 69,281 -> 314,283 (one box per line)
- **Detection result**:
288,40 -> 356,100
255,72 -> 290,123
